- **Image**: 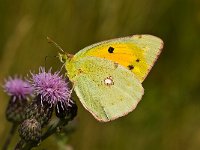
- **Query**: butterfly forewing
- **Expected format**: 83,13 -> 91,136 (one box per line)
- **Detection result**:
73,35 -> 163,82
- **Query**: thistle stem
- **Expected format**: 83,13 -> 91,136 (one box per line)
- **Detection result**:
14,140 -> 25,150
2,124 -> 17,150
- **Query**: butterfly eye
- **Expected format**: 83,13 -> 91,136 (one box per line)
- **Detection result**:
58,53 -> 67,63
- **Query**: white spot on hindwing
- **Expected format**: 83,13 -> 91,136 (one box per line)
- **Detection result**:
104,76 -> 114,86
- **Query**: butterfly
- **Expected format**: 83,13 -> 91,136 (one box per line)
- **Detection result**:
56,34 -> 163,122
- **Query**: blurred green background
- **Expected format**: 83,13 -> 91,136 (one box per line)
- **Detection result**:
0,0 -> 200,149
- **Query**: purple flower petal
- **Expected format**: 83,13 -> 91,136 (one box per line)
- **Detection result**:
3,76 -> 33,100
30,67 -> 71,105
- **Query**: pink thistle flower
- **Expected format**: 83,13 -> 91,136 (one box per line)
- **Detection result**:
30,67 -> 71,105
3,76 -> 33,101
3,76 -> 33,122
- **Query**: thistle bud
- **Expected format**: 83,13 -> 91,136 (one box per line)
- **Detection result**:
24,98 -> 53,127
3,77 -> 33,123
55,100 -> 77,120
18,118 -> 41,142
29,67 -> 76,121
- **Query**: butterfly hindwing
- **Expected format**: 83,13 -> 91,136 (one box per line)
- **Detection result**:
67,57 -> 144,122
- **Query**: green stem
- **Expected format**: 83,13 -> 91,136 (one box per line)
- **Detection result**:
2,124 -> 17,150
14,139 -> 25,150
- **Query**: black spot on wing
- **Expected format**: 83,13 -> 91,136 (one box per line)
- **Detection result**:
128,65 -> 134,70
136,59 -> 140,62
108,47 -> 114,53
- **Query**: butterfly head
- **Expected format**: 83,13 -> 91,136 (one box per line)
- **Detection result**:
58,53 -> 74,63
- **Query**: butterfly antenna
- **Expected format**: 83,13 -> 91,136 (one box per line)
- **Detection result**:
47,36 -> 65,53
